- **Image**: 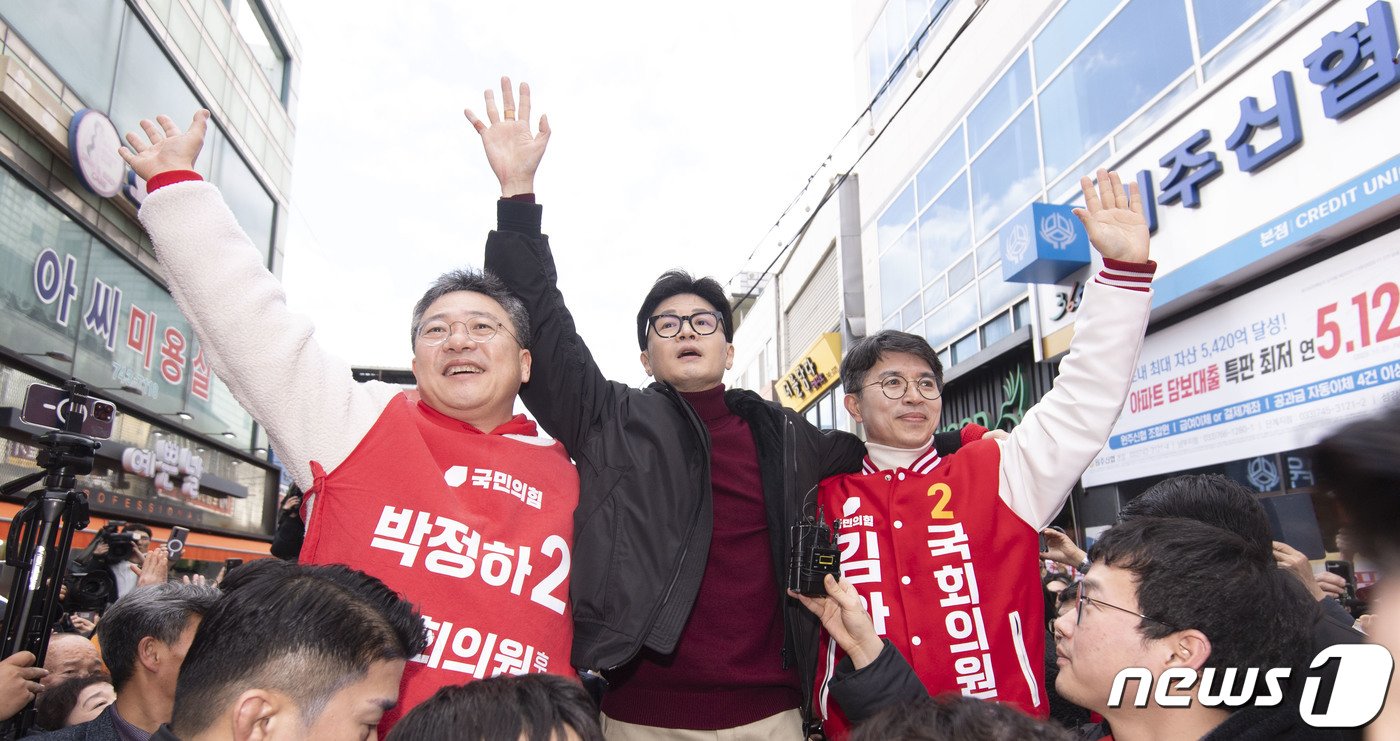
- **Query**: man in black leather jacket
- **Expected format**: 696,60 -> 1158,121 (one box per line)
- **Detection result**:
470,78 -> 973,738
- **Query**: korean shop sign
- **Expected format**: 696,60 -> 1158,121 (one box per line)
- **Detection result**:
778,333 -> 842,411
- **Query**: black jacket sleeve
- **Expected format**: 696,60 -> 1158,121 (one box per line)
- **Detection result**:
483,199 -> 616,455
269,511 -> 304,561
826,639 -> 928,725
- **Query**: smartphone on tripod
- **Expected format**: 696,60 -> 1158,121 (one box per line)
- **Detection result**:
2,381 -> 114,737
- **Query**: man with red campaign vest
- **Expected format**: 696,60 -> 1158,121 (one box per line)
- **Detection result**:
118,111 -> 580,732
804,169 -> 1156,738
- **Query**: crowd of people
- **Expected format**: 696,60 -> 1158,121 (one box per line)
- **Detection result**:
2,78 -> 1396,740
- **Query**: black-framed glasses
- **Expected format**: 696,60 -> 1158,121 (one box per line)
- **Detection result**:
859,375 -> 941,401
1075,581 -> 1177,630
647,311 -> 723,339
416,318 -> 520,347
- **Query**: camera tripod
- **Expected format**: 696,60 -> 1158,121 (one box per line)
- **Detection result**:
1,388 -> 99,738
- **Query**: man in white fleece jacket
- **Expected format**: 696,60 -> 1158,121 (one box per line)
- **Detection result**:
119,110 -> 580,732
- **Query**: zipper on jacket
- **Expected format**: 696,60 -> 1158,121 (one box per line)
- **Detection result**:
610,383 -> 710,671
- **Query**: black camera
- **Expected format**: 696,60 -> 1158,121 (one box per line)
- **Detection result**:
787,506 -> 841,597
1325,559 -> 1366,618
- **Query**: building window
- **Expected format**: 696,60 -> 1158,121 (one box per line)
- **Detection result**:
227,0 -> 288,101
0,0 -> 123,110
1037,0 -> 1193,183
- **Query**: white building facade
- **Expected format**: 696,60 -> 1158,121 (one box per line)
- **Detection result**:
728,0 -> 1400,556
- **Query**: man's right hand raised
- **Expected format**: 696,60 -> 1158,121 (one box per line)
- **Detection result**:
465,76 -> 550,197
118,110 -> 209,182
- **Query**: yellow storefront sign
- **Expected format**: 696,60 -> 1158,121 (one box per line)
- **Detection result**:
777,333 -> 842,411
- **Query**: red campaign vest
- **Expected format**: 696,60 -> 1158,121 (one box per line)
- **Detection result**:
300,394 -> 579,731
815,440 -> 1047,739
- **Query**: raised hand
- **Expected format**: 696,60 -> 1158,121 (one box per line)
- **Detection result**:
118,110 -> 209,182
465,77 -> 550,197
1040,527 -> 1087,569
132,546 -> 170,588
790,574 -> 885,670
1072,168 -> 1150,264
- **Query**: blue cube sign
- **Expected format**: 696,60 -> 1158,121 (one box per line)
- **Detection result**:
999,202 -> 1091,284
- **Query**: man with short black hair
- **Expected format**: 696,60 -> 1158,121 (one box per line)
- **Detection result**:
36,582 -> 218,740
803,170 -> 1155,736
1119,474 -> 1364,646
1055,517 -> 1320,741
120,109 -> 580,730
470,79 -> 985,737
159,562 -> 426,741
387,674 -> 602,741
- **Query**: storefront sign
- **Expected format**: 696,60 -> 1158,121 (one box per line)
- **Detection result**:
778,333 -> 842,411
67,109 -> 125,198
999,202 -> 1091,284
1040,1 -> 1400,340
1084,232 -> 1400,485
24,241 -> 243,442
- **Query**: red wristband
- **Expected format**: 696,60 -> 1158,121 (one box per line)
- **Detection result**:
146,170 -> 204,192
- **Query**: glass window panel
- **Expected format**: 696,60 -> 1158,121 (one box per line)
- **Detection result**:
951,331 -> 980,365
916,128 -> 965,210
806,405 -> 820,427
975,232 -> 1003,273
1033,0 -> 1120,82
901,298 -> 922,329
0,167 -> 91,375
923,278 -> 947,313
0,0 -> 123,110
1046,141 -> 1112,201
879,224 -> 920,319
833,383 -> 851,432
925,286 -> 979,349
109,13 -> 214,176
967,53 -> 1032,154
212,133 -> 275,260
970,107 -> 1040,239
1112,74 -> 1197,151
980,311 -> 1013,347
1038,0 -> 1193,182
229,0 -> 286,98
978,270 -> 1025,315
885,0 -> 908,63
905,0 -> 928,40
878,184 -> 917,249
1194,0 -> 1269,54
867,38 -> 887,94
1013,298 -> 1031,329
823,392 -> 837,431
948,255 -> 975,293
1202,0 -> 1310,80
918,173 -> 970,282
937,348 -> 951,370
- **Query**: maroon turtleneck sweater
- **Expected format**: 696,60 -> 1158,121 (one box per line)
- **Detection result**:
601,384 -> 799,728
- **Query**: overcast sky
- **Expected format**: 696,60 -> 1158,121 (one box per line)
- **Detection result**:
277,1 -> 859,384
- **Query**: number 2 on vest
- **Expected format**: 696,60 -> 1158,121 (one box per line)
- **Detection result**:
927,482 -> 954,519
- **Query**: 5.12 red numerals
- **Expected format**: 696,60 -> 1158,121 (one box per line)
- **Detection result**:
1316,282 -> 1400,359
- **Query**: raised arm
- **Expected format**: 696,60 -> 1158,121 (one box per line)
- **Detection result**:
999,169 -> 1155,529
471,79 -> 616,454
122,112 -> 395,489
